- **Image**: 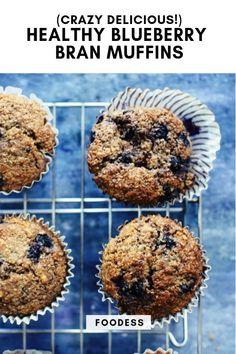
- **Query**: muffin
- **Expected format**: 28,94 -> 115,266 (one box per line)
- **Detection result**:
0,215 -> 69,318
88,107 -> 195,205
99,215 -> 206,321
0,92 -> 56,193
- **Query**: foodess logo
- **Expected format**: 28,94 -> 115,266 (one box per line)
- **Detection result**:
86,315 -> 152,331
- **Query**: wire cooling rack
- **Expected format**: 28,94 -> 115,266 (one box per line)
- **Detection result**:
0,102 -> 204,354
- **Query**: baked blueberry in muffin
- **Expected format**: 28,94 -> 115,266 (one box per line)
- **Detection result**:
88,107 -> 194,205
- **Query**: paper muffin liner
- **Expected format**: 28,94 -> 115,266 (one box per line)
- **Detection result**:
141,348 -> 178,354
102,87 -> 221,203
96,218 -> 211,329
0,213 -> 74,325
0,86 -> 59,195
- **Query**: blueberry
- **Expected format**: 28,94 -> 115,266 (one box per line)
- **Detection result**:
25,147 -> 32,153
0,257 -> 3,266
163,185 -> 179,201
113,275 -> 145,298
0,175 -> 5,188
171,157 -> 191,175
115,118 -> 129,134
119,152 -> 133,164
27,130 -> 36,140
129,280 -> 144,298
149,124 -> 168,140
170,156 -> 182,172
179,284 -> 190,294
90,130 -> 96,143
183,119 -> 200,136
27,242 -> 41,263
180,277 -> 196,294
35,234 -> 53,248
155,231 -> 176,250
163,184 -> 171,195
95,114 -> 104,124
124,127 -> 135,140
178,132 -> 190,147
163,234 -> 176,249
113,275 -> 129,295
135,160 -> 147,168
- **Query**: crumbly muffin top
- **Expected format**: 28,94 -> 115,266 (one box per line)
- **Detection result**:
0,93 -> 56,193
100,215 -> 205,320
0,215 -> 68,317
88,107 -> 195,205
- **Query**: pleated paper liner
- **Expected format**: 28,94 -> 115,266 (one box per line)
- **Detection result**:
0,214 -> 74,325
96,217 -> 211,329
103,87 -> 221,203
0,86 -> 58,195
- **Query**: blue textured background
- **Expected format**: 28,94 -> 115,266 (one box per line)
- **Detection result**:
0,74 -> 234,354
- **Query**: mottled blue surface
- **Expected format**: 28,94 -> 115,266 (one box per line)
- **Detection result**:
0,74 -> 234,354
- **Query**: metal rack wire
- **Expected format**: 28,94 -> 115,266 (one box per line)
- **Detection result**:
0,102 -> 203,354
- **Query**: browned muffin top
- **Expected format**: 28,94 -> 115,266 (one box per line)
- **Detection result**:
0,215 -> 67,317
100,215 -> 205,321
0,93 -> 56,193
88,107 -> 194,205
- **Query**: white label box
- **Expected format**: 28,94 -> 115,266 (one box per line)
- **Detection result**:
86,315 -> 152,331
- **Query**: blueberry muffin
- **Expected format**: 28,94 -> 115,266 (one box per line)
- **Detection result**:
0,93 -> 56,193
88,107 -> 194,205
100,215 -> 206,321
0,215 -> 68,317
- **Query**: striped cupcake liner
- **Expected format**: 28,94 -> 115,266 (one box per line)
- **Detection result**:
0,86 -> 58,195
0,214 -> 74,325
103,87 -> 221,203
96,216 -> 211,329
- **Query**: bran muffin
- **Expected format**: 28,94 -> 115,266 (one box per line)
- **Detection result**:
100,215 -> 206,321
0,93 -> 56,193
0,215 -> 68,318
88,107 -> 195,205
